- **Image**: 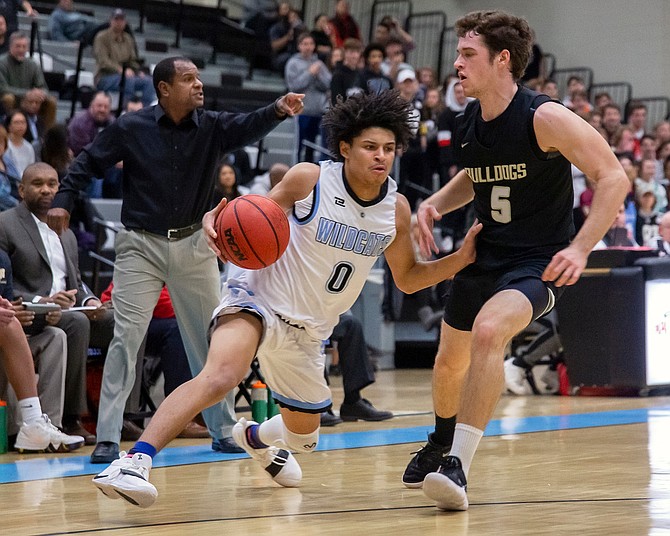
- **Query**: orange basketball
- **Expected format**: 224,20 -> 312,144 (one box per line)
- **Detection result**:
215,194 -> 290,270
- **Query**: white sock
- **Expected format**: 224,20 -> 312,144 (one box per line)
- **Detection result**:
18,397 -> 42,425
257,414 -> 286,446
449,423 -> 484,477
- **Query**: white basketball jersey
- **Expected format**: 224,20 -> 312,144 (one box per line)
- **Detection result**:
248,160 -> 397,340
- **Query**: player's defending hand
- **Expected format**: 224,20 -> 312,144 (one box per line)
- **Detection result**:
46,208 -> 70,235
542,243 -> 589,287
203,197 -> 228,261
275,93 -> 306,118
416,201 -> 443,258
458,219 -> 482,265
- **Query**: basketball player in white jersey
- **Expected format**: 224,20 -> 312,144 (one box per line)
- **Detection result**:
91,90 -> 482,508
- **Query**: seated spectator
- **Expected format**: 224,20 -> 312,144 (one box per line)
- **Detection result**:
310,13 -> 334,64
635,158 -> 667,213
420,87 -> 443,185
67,91 -> 121,199
381,37 -> 414,83
321,311 -> 393,426
68,91 -> 114,157
612,125 -> 636,156
444,78 -> 471,113
0,15 -> 8,57
4,110 -> 34,177
561,75 -> 587,109
0,31 -> 56,127
626,101 -> 648,154
540,78 -> 559,100
100,282 -> 209,439
0,124 -> 20,210
247,162 -> 289,196
0,0 -> 36,37
0,162 -> 122,445
601,103 -> 623,147
269,3 -> 304,74
212,162 -> 249,205
20,91 -> 46,155
48,0 -> 98,42
654,120 -> 670,146
656,212 -> 670,256
593,204 -> 637,249
657,141 -> 670,184
375,15 -> 414,51
242,0 -> 279,39
635,184 -> 660,247
93,9 -> 156,107
329,0 -> 360,48
358,43 -> 393,96
0,249 -> 84,453
567,89 -> 592,118
330,37 -> 362,105
285,32 -> 331,163
594,91 -> 612,112
415,66 -> 437,103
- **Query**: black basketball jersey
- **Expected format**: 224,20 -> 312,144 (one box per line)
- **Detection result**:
457,85 -> 574,270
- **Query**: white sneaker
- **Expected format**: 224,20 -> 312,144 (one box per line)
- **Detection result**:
93,452 -> 157,508
14,415 -> 85,453
504,359 -> 533,395
232,417 -> 302,487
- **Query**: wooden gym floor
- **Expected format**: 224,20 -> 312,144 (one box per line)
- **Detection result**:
1,369 -> 669,535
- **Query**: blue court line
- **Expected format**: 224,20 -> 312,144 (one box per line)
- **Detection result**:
1,405 -> 669,485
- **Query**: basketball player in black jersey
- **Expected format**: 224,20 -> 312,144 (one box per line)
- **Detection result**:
401,10 -> 630,511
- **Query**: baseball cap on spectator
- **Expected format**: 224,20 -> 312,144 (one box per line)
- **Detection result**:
111,8 -> 126,19
397,69 -> 416,83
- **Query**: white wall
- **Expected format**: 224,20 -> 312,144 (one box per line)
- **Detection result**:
409,0 -> 670,99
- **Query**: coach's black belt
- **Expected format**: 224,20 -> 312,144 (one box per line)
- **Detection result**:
132,222 -> 202,241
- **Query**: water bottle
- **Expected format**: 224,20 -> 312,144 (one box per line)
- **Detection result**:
267,387 -> 280,418
251,381 -> 268,423
0,400 -> 7,454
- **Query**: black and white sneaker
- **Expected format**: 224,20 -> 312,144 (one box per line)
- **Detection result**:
423,455 -> 468,511
232,418 -> 302,487
402,436 -> 451,489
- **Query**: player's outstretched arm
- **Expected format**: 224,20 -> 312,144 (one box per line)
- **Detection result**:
385,194 -> 481,294
534,102 -> 630,286
203,198 -> 228,258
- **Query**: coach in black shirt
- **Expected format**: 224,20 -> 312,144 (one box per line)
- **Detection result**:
48,56 -> 304,463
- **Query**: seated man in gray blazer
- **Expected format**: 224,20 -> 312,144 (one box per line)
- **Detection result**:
0,163 -> 116,444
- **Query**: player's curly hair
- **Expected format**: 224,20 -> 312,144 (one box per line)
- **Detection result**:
322,90 -> 414,161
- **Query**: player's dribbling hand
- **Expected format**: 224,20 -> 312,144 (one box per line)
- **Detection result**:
416,202 -> 443,258
203,197 -> 228,260
459,219 -> 482,265
542,244 -> 589,287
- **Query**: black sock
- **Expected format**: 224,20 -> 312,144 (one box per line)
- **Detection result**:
430,415 -> 456,447
343,391 -> 361,405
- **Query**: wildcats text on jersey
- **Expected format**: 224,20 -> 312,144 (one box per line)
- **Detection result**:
465,163 -> 527,183
315,217 -> 392,257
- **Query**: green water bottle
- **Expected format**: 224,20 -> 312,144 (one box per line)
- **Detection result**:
0,400 -> 7,454
251,381 -> 268,422
267,387 -> 280,418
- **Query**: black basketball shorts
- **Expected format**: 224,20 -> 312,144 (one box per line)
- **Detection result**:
443,262 -> 563,332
